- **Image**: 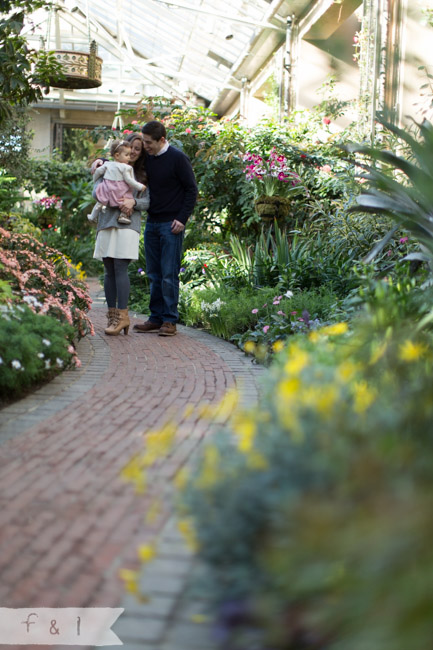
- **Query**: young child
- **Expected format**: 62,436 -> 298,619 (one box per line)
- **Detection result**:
88,139 -> 146,225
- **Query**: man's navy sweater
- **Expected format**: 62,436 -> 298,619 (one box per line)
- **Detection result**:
145,145 -> 198,225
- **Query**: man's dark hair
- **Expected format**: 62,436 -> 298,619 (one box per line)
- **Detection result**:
141,120 -> 166,141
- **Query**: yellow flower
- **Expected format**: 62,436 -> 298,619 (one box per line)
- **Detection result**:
174,466 -> 190,490
191,614 -> 209,623
284,345 -> 309,376
336,359 -> 358,382
196,445 -> 220,488
272,340 -> 285,353
277,377 -> 301,400
178,518 -> 198,551
369,341 -> 388,365
352,380 -> 377,413
244,341 -> 256,354
315,385 -> 339,417
142,423 -> 176,465
120,456 -> 148,493
321,322 -> 349,337
309,330 -> 321,343
183,403 -> 195,419
214,388 -> 239,420
138,543 -> 156,563
399,340 -> 427,362
118,569 -> 139,594
232,414 -> 256,453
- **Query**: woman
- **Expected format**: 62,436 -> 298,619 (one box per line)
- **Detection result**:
92,132 -> 149,336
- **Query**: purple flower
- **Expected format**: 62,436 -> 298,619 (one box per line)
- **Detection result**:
137,268 -> 143,273
399,236 -> 408,244
180,267 -> 186,273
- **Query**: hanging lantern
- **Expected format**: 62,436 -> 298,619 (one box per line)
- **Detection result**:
50,40 -> 102,90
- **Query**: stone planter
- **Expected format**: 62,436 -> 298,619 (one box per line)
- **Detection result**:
49,41 -> 102,89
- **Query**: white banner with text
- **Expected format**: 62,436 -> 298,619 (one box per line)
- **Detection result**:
0,608 -> 124,645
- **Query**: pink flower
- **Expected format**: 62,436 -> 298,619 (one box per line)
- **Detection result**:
198,116 -> 204,122
273,300 -> 280,305
263,325 -> 270,333
291,311 -> 297,315
323,117 -> 331,125
399,236 -> 408,244
131,120 -> 138,124
185,128 -> 192,134
252,308 -> 258,314
277,311 -> 285,316
387,249 -> 392,256
320,164 -> 332,174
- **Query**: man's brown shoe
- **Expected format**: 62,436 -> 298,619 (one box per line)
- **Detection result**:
158,322 -> 177,336
133,320 -> 161,333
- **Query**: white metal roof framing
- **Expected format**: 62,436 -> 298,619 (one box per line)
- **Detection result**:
23,0 -> 293,113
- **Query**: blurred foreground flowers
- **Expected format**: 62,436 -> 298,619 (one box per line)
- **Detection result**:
123,317 -> 433,649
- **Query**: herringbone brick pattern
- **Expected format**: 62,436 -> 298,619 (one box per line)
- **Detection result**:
0,279 -> 263,650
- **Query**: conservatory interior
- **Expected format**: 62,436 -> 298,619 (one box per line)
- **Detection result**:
2,0 -> 433,648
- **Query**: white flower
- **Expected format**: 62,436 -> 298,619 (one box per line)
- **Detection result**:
0,356 -> 3,364
284,290 -> 294,298
201,298 -> 225,314
37,352 -> 44,359
44,359 -> 51,369
11,359 -> 22,370
56,358 -> 64,368
42,339 -> 51,346
23,294 -> 43,309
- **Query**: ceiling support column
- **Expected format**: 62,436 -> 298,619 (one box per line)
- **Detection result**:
283,14 -> 295,118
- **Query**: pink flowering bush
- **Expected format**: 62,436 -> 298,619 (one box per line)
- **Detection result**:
242,149 -> 304,199
0,228 -> 93,338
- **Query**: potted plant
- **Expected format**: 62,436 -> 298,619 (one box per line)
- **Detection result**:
242,148 -> 305,220
31,195 -> 63,229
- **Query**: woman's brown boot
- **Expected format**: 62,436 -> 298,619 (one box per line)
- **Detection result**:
105,309 -> 130,336
104,308 -> 117,335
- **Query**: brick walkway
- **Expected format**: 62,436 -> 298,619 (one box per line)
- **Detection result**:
0,279 -> 264,650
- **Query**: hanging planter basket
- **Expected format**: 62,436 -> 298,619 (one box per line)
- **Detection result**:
49,41 -> 102,90
254,196 -> 291,220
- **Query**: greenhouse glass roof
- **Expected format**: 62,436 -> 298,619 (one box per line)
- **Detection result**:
23,0 -> 296,114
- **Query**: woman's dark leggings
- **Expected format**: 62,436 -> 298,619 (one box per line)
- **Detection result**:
103,257 -> 131,310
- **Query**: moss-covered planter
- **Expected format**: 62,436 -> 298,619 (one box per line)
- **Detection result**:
254,196 -> 291,219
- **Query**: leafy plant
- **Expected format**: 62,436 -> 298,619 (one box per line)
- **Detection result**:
346,117 -> 433,264
0,304 -> 77,401
0,1 -> 64,123
171,319 -> 433,650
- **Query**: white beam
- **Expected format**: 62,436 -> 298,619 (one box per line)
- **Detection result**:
149,0 -> 285,31
56,4 -> 187,100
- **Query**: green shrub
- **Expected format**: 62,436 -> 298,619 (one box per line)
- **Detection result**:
0,304 -> 76,401
173,320 -> 433,650
179,284 -> 337,345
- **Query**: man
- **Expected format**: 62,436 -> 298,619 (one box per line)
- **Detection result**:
133,120 -> 198,336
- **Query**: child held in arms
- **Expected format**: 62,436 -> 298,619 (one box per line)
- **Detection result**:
88,139 -> 146,225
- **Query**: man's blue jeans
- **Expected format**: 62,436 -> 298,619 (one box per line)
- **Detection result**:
144,221 -> 184,324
